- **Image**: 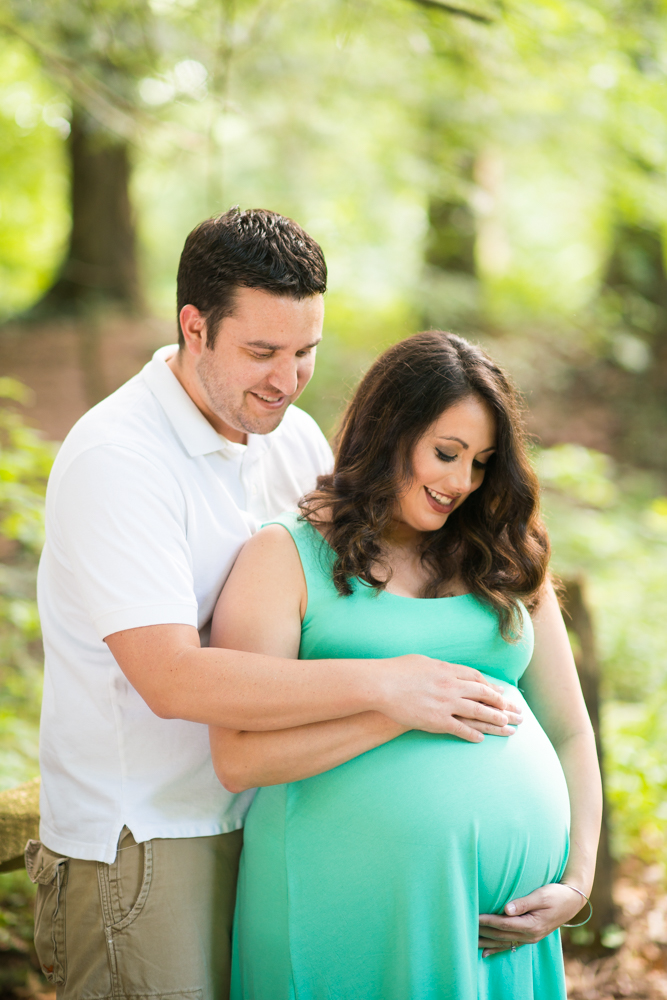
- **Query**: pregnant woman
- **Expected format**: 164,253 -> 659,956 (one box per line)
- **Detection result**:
210,331 -> 602,999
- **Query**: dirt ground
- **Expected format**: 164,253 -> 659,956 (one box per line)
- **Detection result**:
564,859 -> 667,999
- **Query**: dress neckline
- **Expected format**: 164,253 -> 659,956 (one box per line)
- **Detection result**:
304,517 -> 474,603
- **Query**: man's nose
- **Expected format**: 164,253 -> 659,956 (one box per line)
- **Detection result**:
267,357 -> 299,397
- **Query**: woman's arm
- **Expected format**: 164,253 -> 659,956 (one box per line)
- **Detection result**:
209,524 -> 521,792
478,581 -> 602,954
208,524 -> 406,791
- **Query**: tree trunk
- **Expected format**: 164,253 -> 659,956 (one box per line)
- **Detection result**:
561,577 -> 618,952
425,197 -> 477,275
33,107 -> 142,316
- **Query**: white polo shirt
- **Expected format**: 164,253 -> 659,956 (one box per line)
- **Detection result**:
37,345 -> 333,863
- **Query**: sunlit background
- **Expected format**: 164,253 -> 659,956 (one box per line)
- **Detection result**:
1,0 -> 667,994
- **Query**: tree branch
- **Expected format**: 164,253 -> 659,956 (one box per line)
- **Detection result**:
0,17 -> 203,149
407,0 -> 496,24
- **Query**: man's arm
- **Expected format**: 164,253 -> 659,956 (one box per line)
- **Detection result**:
106,526 -> 523,739
57,444 -> 519,738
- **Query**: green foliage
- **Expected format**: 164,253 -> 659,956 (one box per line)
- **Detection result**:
538,442 -> 667,864
0,867 -> 38,995
604,701 -> 667,865
4,0 -> 667,334
537,444 -> 618,509
539,445 -> 667,703
0,387 -> 54,992
0,379 -> 56,554
0,383 -> 55,793
5,0 -> 158,96
0,36 -> 69,318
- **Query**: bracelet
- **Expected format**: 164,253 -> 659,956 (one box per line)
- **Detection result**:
560,883 -> 593,927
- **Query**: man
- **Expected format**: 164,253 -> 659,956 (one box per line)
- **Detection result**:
30,208 -> 520,999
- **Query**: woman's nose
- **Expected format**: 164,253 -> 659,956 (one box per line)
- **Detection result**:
447,463 -> 473,495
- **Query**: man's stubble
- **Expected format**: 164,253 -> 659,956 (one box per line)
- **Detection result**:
196,348 -> 287,437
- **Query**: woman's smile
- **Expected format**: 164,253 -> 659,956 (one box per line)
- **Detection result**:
424,485 -> 458,514
395,395 -> 497,535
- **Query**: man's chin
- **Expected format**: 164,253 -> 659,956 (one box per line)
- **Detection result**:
237,403 -> 290,436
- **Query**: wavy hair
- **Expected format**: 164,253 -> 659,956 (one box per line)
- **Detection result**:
299,331 -> 549,639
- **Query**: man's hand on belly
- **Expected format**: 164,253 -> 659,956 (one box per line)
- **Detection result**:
378,655 -> 523,742
478,883 -> 589,955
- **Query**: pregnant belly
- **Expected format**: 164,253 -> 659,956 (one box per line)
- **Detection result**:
268,681 -> 570,917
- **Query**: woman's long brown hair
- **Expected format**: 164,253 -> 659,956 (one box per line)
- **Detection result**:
299,331 -> 550,639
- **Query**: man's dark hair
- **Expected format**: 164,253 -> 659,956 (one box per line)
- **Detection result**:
176,207 -> 327,348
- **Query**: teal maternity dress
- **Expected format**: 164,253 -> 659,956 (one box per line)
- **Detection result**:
231,512 -> 570,1000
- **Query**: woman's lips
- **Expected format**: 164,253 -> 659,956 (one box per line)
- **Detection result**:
424,485 -> 456,514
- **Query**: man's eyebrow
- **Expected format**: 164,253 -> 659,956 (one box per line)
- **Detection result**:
245,338 -> 322,351
436,437 -> 496,453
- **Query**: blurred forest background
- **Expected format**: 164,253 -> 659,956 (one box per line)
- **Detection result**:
1,0 -> 667,996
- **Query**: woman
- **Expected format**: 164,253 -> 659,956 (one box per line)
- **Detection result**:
210,331 -> 602,1000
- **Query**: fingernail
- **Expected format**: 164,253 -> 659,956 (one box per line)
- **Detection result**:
506,903 -> 516,914
482,950 -> 490,958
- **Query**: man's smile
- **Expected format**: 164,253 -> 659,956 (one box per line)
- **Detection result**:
248,390 -> 288,410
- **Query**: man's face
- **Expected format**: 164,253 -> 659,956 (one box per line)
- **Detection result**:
189,287 -> 324,439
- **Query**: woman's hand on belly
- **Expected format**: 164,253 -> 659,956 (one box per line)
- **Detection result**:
478,883 -> 589,956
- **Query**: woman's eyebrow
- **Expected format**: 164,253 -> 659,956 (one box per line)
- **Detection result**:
437,436 -> 468,449
436,437 -> 496,454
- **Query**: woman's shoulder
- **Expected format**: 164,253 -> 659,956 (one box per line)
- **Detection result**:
229,520 -> 308,605
260,511 -> 336,595
262,509 -> 302,534
213,519 -> 308,637
262,509 -> 330,549
237,518 -> 303,566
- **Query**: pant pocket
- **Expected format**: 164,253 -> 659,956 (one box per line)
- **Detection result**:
25,839 -> 69,985
102,837 -> 153,934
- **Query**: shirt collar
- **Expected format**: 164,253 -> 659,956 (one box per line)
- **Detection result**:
142,345 -> 273,460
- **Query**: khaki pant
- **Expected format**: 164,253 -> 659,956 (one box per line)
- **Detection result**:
26,827 -> 243,1000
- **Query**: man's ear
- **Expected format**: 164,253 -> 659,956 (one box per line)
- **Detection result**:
179,305 -> 209,355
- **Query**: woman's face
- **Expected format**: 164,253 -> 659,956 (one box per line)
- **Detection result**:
395,395 -> 497,535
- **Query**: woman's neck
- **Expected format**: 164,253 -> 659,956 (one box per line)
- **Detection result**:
382,519 -> 427,552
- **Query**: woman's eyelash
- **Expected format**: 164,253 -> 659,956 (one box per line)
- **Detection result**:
436,449 -> 489,470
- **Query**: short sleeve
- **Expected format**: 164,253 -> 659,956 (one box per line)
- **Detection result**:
51,445 -> 198,639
